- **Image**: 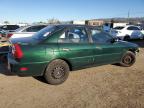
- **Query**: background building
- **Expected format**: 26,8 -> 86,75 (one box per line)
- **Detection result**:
86,20 -> 104,26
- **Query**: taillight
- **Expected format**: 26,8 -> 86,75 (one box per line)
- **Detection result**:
13,44 -> 23,59
20,67 -> 28,71
7,33 -> 13,38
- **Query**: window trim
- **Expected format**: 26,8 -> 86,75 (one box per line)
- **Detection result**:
58,26 -> 91,44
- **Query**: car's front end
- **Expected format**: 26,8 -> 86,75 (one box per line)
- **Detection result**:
117,40 -> 140,54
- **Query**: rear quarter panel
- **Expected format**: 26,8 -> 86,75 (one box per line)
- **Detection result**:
16,43 -> 60,76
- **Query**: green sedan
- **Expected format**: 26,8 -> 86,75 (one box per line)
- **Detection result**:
8,24 -> 139,85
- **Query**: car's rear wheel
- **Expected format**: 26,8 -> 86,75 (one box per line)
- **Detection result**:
120,51 -> 136,67
44,59 -> 70,85
124,35 -> 130,41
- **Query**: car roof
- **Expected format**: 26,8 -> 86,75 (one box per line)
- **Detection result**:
24,24 -> 48,28
125,25 -> 140,27
52,24 -> 100,29
15,25 -> 48,32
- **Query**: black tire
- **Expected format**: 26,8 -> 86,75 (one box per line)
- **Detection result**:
124,35 -> 130,41
44,59 -> 70,85
120,51 -> 136,67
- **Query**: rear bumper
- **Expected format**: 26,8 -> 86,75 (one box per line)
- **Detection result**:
8,54 -> 47,76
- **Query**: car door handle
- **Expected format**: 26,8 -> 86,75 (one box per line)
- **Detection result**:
62,48 -> 70,51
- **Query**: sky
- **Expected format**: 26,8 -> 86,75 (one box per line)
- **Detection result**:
0,0 -> 144,23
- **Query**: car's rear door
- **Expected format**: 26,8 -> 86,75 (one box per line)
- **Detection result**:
58,26 -> 94,69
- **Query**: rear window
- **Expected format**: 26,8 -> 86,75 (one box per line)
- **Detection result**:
32,25 -> 63,41
23,25 -> 47,32
114,26 -> 124,30
127,26 -> 140,30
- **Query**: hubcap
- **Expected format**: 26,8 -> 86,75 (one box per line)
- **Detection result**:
52,67 -> 65,79
123,55 -> 133,64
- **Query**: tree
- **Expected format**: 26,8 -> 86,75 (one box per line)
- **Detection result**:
37,21 -> 46,24
4,21 -> 9,25
47,18 -> 61,24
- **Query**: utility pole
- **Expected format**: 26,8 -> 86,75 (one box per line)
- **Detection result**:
128,10 -> 130,24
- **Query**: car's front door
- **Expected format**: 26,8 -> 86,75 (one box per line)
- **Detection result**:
58,26 -> 94,69
89,28 -> 123,65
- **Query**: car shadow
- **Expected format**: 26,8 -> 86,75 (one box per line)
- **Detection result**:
33,76 -> 48,84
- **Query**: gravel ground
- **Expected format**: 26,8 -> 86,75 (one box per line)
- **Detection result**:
0,41 -> 144,108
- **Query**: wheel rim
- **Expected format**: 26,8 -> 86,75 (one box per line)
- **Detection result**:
123,54 -> 134,65
52,67 -> 65,79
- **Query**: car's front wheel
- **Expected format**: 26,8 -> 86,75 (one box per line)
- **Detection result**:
44,59 -> 70,85
120,51 -> 136,67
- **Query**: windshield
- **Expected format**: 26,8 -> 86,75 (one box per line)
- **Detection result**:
114,26 -> 124,30
32,25 -> 62,41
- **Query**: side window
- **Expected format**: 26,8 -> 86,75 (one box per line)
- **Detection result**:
1,25 -> 19,30
90,29 -> 112,44
59,27 -> 89,43
38,25 -> 46,30
127,26 -> 140,30
1,25 -> 8,30
24,27 -> 33,32
24,26 -> 45,32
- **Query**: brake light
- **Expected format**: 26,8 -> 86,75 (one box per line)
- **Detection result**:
7,33 -> 13,38
13,44 -> 23,59
20,67 -> 28,71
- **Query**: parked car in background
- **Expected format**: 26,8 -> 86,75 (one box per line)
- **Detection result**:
0,29 -> 7,38
0,39 -> 11,63
103,23 -> 128,33
7,25 -> 47,39
142,30 -> 144,35
139,24 -> 144,35
0,25 -> 20,32
8,24 -> 139,85
110,25 -> 144,40
0,29 -> 2,38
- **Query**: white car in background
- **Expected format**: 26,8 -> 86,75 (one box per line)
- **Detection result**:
140,26 -> 144,35
142,30 -> 144,35
7,25 -> 47,39
110,25 -> 144,40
